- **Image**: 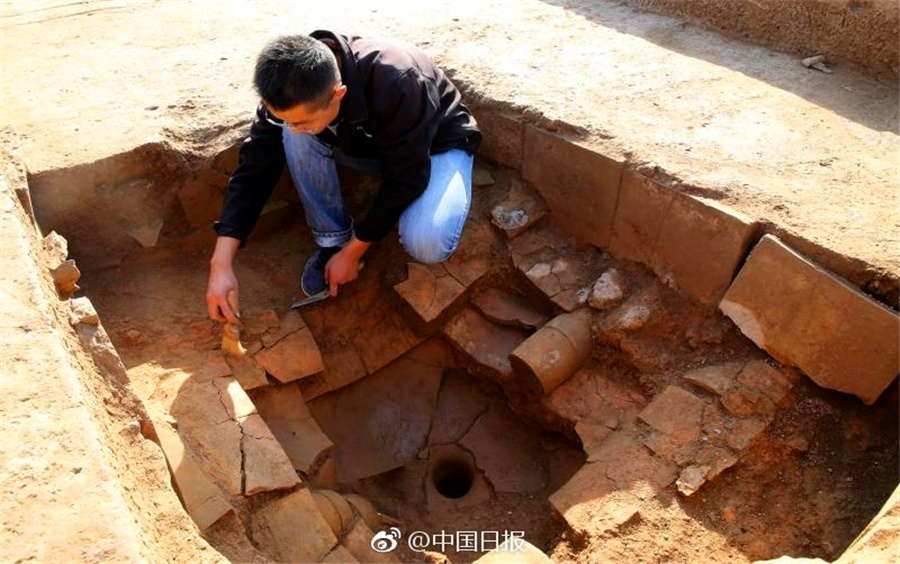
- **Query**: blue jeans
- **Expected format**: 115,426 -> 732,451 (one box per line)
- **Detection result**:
283,131 -> 473,264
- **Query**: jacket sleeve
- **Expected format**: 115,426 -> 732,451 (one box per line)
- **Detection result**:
354,70 -> 439,243
213,103 -> 286,247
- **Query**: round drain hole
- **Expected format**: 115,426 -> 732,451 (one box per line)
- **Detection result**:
431,457 -> 474,499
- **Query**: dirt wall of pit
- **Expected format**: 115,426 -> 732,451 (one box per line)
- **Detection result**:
613,0 -> 899,80
0,143 -> 227,564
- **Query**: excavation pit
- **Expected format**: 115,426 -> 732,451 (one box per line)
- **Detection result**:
5,135 -> 891,564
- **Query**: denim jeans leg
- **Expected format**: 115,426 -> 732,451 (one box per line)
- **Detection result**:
398,149 -> 474,264
282,131 -> 354,247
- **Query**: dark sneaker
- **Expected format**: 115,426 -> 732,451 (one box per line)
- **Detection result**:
301,246 -> 342,297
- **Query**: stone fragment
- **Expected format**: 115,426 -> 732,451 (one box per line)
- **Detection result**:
343,520 -> 402,564
490,177 -> 548,239
394,262 -> 466,326
676,465 -> 711,497
249,384 -> 334,474
50,259 -> 80,297
509,309 -> 593,395
720,235 -> 899,405
473,538 -> 553,564
737,360 -> 791,404
307,340 -> 451,482
609,170 -> 674,264
721,389 -> 775,418
650,194 -> 758,306
256,327 -> 325,383
441,307 -> 529,377
588,269 -> 626,310
509,223 -> 606,311
682,362 -> 743,396
68,296 -> 99,325
42,230 -> 68,265
610,304 -> 650,331
473,165 -> 495,187
249,488 -> 338,563
224,354 -> 268,390
471,287 -> 548,329
523,126 -> 622,247
460,403 -> 548,494
638,386 -> 705,444
154,423 -> 233,530
428,370 -> 491,445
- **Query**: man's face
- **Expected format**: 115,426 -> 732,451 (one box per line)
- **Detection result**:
268,83 -> 347,135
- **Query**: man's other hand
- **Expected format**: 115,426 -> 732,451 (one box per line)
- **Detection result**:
324,247 -> 363,297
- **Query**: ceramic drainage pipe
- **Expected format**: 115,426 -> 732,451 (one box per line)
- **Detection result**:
509,308 -> 592,394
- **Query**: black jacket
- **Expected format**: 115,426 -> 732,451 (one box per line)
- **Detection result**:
214,30 -> 482,245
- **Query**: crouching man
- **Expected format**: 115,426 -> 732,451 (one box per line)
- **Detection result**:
207,31 -> 481,322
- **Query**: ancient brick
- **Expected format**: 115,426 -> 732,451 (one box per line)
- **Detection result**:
638,386 -> 705,444
650,194 -> 758,306
523,126 -> 622,247
720,235 -> 899,405
609,170 -> 674,264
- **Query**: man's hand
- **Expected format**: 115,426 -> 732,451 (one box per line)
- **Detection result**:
207,237 -> 242,323
324,237 -> 371,297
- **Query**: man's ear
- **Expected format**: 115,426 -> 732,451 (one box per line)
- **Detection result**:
334,83 -> 348,101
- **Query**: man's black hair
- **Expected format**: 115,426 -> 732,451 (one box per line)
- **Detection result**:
254,35 -> 339,111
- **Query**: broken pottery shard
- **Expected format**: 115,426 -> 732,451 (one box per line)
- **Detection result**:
256,327 -> 325,383
721,388 -> 775,418
224,354 -> 268,389
801,54 -> 826,67
240,413 -> 302,495
212,378 -> 301,495
441,307 -> 529,377
676,465 -> 711,497
260,310 -> 307,348
249,384 -> 333,474
249,488 -> 338,563
588,269 -> 626,311
736,360 -> 791,404
155,423 -> 233,530
243,309 -> 280,336
682,362 -> 743,397
394,262 -> 466,326
719,234 -> 899,405
509,309 -> 593,395
69,296 -> 99,325
550,435 -> 675,536
638,386 -> 705,444
50,259 -> 81,296
472,287 -> 548,329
